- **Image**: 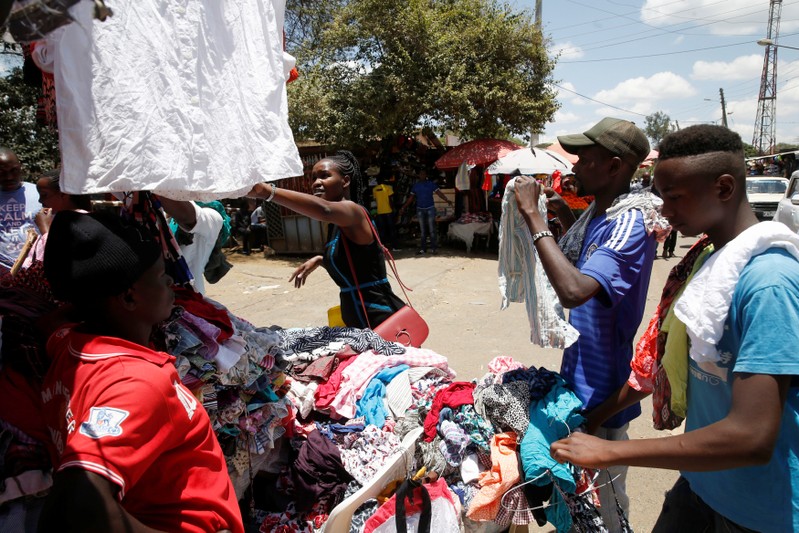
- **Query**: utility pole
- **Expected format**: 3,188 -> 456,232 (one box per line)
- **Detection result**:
752,0 -> 782,155
530,0 -> 543,147
719,88 -> 728,128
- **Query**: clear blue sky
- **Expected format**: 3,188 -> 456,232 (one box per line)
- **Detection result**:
515,0 -> 799,149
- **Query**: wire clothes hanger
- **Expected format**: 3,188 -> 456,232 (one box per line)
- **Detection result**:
499,468 -> 621,512
500,416 -> 620,513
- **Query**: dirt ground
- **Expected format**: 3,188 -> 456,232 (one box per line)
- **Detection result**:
206,234 -> 698,532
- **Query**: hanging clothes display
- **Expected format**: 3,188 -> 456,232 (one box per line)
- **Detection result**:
51,0 -> 302,200
498,178 -> 579,349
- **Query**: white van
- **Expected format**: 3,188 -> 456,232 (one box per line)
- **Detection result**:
774,170 -> 799,233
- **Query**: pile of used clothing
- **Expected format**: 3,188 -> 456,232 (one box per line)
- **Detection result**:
0,260 -> 610,533
251,347 -> 615,533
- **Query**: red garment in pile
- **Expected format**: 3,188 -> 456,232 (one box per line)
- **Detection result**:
174,286 -> 234,342
423,381 -> 476,441
314,354 -> 359,410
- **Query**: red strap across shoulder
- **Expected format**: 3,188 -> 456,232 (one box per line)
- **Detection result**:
357,206 -> 414,306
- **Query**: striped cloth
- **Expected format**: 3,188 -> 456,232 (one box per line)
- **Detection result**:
498,178 -> 579,349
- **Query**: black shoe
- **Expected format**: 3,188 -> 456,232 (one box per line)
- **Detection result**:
416,249 -> 425,255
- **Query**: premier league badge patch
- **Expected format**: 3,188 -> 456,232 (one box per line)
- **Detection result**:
79,407 -> 129,439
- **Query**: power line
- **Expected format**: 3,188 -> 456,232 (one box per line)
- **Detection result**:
546,0 -> 726,35
552,83 -> 648,117
555,2 -> 777,51
558,41 -> 752,64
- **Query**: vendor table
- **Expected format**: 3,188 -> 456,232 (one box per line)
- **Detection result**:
447,221 -> 494,252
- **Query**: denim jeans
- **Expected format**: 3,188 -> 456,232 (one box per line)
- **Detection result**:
652,476 -> 758,533
595,424 -> 630,532
416,206 -> 437,251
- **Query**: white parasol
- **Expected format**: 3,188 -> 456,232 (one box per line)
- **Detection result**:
487,147 -> 573,175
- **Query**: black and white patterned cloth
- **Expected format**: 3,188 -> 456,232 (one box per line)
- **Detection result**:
277,326 -> 406,360
473,381 -> 531,438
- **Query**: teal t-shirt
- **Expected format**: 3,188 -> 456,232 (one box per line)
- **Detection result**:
683,248 -> 799,532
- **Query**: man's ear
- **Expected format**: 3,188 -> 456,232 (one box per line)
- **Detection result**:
117,288 -> 138,311
608,156 -> 625,178
716,174 -> 736,202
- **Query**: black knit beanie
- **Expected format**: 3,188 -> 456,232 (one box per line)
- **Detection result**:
44,211 -> 162,303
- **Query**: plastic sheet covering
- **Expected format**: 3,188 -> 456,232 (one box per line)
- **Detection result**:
53,0 -> 302,200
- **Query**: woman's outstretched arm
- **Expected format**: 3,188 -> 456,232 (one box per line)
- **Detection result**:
247,183 -> 372,244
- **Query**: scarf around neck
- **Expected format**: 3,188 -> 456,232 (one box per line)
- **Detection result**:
558,189 -> 669,264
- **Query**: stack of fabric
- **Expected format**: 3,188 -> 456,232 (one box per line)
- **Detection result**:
359,354 -> 624,533
247,331 -> 458,531
0,249 -> 611,533
0,273 -> 59,527
261,350 -> 613,533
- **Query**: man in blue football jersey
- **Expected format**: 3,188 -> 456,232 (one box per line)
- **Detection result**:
514,117 -> 657,530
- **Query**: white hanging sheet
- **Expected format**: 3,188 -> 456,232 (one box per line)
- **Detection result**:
53,0 -> 302,200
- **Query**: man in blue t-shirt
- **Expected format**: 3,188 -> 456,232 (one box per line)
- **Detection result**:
551,125 -> 799,533
0,147 -> 44,273
400,168 -> 453,255
514,117 -> 655,529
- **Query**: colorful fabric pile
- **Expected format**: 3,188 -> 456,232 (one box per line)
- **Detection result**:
455,212 -> 493,224
0,255 -> 616,533
278,354 -> 623,533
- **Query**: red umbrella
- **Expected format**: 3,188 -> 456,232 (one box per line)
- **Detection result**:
434,139 -> 523,170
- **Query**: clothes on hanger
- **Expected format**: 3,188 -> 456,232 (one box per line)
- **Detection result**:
52,0 -> 302,200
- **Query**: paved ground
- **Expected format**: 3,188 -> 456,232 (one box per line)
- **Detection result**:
207,234 -> 698,532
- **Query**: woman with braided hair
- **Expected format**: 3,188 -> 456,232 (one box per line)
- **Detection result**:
246,150 -> 405,328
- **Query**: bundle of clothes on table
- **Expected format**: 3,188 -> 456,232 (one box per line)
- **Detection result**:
0,264 -> 624,533
244,344 -> 630,533
454,212 -> 493,225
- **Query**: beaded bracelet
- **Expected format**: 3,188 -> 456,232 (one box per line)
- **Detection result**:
531,230 -> 554,244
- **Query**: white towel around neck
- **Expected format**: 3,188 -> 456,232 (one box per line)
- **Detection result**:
674,221 -> 799,363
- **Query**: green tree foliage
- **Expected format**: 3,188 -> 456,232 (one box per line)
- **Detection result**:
286,0 -> 559,146
742,142 -> 759,159
644,111 -> 672,148
775,142 -> 799,154
285,0 -> 343,51
0,66 -> 60,180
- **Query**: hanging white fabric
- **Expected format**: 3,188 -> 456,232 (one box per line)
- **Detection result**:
53,0 -> 303,200
454,161 -> 471,191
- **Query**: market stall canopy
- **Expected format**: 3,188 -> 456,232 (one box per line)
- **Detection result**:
434,139 -> 523,170
545,141 -> 579,165
639,149 -> 659,168
487,147 -> 573,176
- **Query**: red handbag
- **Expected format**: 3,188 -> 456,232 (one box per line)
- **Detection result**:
373,304 -> 429,348
341,208 -> 429,347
